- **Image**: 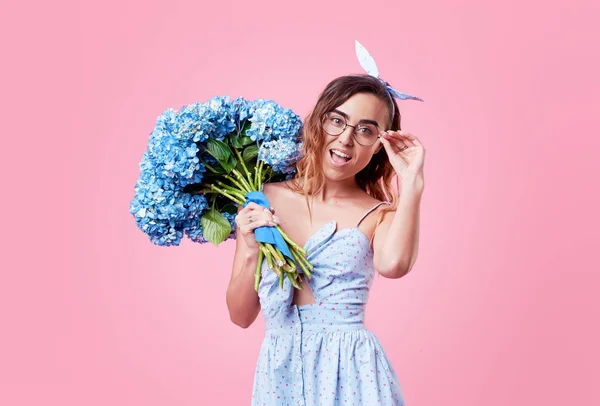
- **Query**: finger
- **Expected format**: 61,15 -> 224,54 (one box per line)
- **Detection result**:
383,132 -> 411,150
381,132 -> 404,150
388,131 -> 418,147
261,211 -> 279,224
245,203 -> 272,216
243,210 -> 279,227
239,204 -> 260,216
240,217 -> 256,233
398,132 -> 416,148
383,130 -> 412,143
380,135 -> 402,154
402,133 -> 422,148
249,218 -> 277,230
244,202 -> 264,211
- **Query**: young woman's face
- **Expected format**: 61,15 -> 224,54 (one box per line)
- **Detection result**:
321,92 -> 389,180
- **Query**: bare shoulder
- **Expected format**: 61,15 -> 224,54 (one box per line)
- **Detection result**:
375,199 -> 396,223
358,193 -> 393,215
262,180 -> 297,204
262,180 -> 305,227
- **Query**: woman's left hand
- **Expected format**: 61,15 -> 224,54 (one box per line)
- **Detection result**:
379,130 -> 425,183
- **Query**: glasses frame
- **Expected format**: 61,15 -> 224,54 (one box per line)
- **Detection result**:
321,112 -> 383,146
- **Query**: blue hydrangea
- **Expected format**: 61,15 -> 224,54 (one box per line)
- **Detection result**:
246,99 -> 303,142
194,96 -> 236,142
147,109 -> 206,188
177,102 -> 204,142
246,99 -> 278,141
129,162 -> 209,246
183,220 -> 207,244
258,138 -> 302,175
271,107 -> 303,140
231,96 -> 252,129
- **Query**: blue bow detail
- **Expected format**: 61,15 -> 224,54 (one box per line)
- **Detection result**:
244,191 -> 294,261
385,84 -> 424,102
355,40 -> 424,120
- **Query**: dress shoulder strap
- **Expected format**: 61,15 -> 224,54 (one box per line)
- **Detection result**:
355,201 -> 392,227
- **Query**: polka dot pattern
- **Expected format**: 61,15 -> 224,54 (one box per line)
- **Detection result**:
252,204 -> 406,405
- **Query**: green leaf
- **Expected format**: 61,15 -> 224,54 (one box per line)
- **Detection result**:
207,139 -> 231,163
221,203 -> 238,215
201,208 -> 232,247
242,144 -> 259,162
241,135 -> 254,146
221,154 -> 238,174
229,134 -> 243,149
235,159 -> 247,174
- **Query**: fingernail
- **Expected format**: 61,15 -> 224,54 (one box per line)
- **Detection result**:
273,216 -> 280,223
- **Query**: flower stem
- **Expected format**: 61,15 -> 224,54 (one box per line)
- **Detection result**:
295,248 -> 313,271
254,248 -> 263,292
291,248 -> 312,278
199,157 -> 219,174
265,243 -> 284,267
232,169 -> 253,193
275,225 -> 308,255
215,180 -> 245,200
255,160 -> 264,190
262,246 -> 276,271
286,270 -> 302,290
226,175 -> 249,194
209,184 -> 244,205
284,256 -> 297,272
233,148 -> 253,184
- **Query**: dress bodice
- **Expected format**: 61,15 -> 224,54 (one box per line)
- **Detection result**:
258,220 -> 378,325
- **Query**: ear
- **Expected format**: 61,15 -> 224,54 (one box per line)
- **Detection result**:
373,140 -> 384,155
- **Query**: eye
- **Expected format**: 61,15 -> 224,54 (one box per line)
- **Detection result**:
357,126 -> 373,135
328,114 -> 345,127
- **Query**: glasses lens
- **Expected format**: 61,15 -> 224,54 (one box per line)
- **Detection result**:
323,112 -> 345,136
354,124 -> 379,145
322,112 -> 380,145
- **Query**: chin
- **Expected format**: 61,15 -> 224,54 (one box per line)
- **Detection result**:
322,158 -> 356,182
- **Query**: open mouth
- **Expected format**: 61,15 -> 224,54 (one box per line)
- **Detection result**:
329,149 -> 352,166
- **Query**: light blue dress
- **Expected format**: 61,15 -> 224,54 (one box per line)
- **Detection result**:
252,202 -> 406,406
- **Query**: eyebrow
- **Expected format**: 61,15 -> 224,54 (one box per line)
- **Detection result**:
331,109 -> 380,128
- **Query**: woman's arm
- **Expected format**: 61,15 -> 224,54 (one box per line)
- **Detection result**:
373,177 -> 424,279
225,205 -> 262,328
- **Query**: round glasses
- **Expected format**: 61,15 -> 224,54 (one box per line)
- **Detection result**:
322,112 -> 381,146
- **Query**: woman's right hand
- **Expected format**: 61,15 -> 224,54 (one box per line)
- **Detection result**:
236,203 -> 280,253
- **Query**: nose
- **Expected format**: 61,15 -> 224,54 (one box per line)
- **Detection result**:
338,125 -> 354,146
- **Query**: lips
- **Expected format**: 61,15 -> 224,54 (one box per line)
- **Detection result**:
329,148 -> 352,167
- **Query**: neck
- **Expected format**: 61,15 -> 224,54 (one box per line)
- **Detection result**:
315,176 -> 361,202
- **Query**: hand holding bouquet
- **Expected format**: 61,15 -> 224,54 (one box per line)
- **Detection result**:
129,96 -> 313,291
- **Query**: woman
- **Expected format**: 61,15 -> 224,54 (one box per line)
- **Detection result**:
226,74 -> 425,405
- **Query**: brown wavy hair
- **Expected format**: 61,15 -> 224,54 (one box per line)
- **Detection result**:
286,74 -> 402,244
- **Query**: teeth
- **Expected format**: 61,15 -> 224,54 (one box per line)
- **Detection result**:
331,149 -> 351,159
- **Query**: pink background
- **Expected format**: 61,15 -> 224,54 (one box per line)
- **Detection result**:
2,0 -> 599,405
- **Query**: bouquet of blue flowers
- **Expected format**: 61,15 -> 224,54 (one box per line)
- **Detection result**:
129,96 -> 313,291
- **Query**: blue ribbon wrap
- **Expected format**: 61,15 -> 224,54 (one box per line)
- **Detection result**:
244,191 -> 294,261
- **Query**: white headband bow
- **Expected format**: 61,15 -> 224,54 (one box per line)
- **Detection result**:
355,40 -> 423,122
